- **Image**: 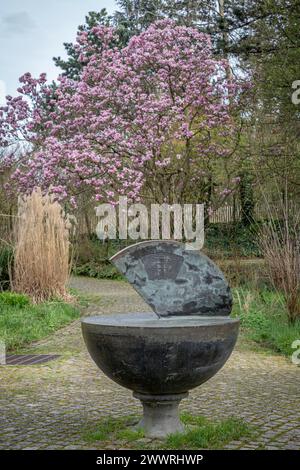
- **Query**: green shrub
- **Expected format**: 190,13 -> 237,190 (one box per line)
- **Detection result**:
232,287 -> 300,356
218,259 -> 269,289
0,246 -> 13,290
73,261 -> 123,280
72,238 -> 130,280
238,308 -> 271,332
204,223 -> 260,259
0,291 -> 30,308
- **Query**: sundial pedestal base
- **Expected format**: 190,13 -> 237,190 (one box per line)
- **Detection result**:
134,391 -> 188,438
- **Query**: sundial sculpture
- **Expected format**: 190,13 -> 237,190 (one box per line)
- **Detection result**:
82,241 -> 239,438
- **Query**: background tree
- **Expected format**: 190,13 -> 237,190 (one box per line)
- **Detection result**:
114,0 -> 164,34
3,1 -> 300,216
247,1 -> 300,200
1,21 -> 244,209
53,9 -> 124,80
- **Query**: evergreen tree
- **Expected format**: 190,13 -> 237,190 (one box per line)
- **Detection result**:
114,0 -> 164,34
53,9 -> 114,80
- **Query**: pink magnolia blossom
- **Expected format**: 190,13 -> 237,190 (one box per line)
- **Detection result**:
0,20 -> 247,204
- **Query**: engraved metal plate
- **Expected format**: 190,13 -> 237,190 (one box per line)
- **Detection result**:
142,253 -> 183,280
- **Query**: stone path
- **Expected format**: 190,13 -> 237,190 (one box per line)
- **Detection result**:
0,276 -> 299,450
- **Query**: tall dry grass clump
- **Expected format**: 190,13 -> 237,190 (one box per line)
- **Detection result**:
258,199 -> 300,324
12,188 -> 73,302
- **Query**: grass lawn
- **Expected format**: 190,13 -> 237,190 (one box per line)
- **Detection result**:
83,412 -> 254,450
0,292 -> 80,351
232,287 -> 300,357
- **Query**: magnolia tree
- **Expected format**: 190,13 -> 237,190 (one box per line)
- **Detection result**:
0,20 -> 246,207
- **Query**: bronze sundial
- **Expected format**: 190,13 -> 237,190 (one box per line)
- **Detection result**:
110,240 -> 232,318
82,240 -> 239,438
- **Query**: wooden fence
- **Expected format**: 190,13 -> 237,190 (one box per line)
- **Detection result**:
209,205 -> 239,224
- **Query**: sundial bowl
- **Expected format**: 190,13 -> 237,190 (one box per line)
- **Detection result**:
81,313 -> 239,395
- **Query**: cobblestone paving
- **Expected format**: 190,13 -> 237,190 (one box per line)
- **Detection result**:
0,277 -> 299,450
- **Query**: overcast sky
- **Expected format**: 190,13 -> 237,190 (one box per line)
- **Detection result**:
0,1 -> 117,103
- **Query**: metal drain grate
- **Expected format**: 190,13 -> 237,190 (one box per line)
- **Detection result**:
4,354 -> 60,365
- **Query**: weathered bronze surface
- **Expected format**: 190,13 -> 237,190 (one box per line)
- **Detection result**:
110,240 -> 232,317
